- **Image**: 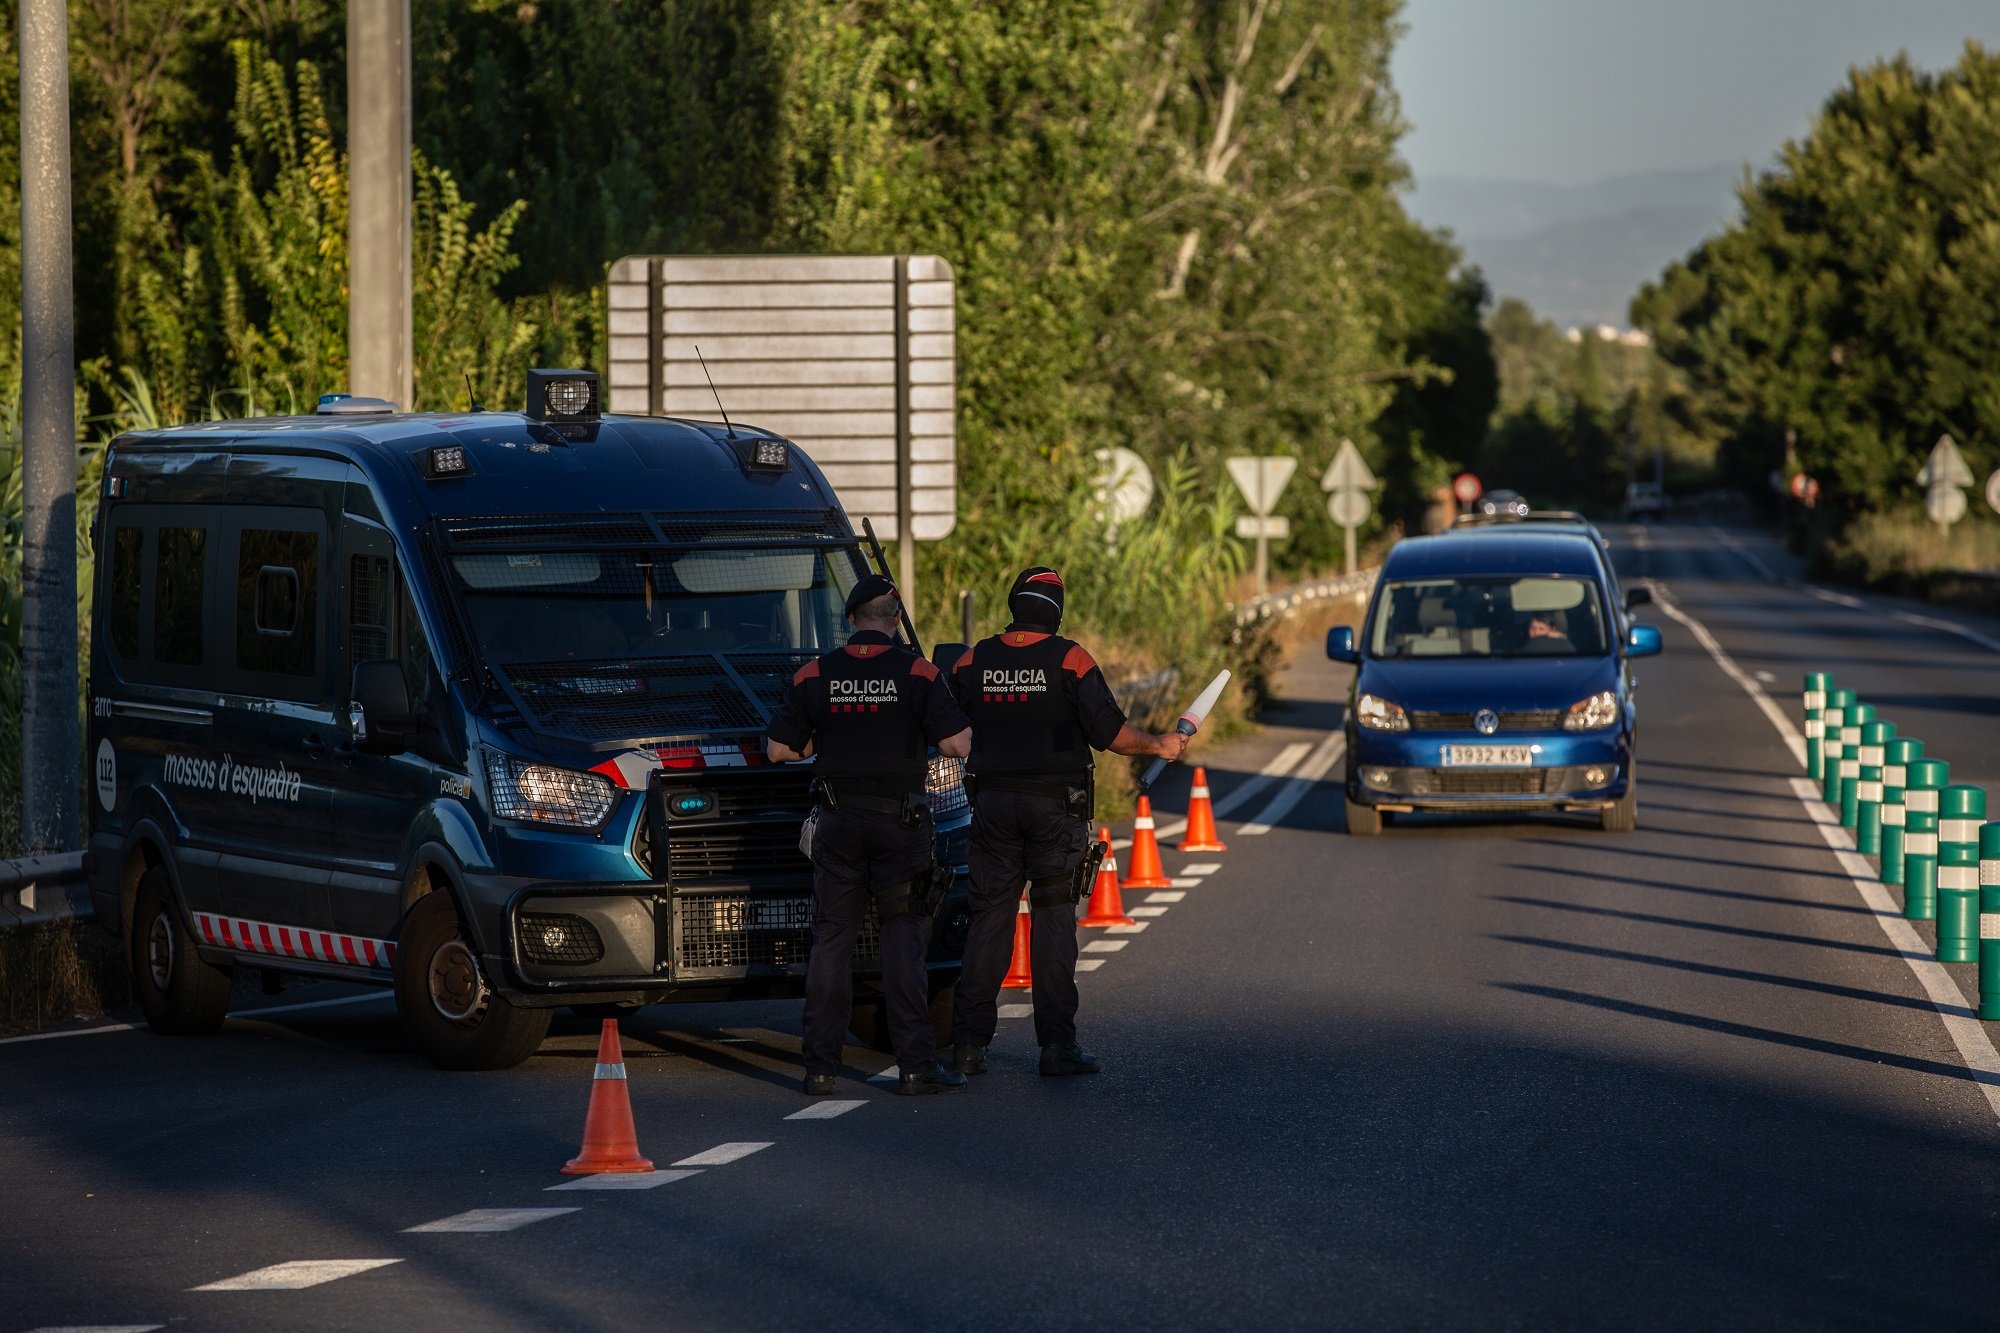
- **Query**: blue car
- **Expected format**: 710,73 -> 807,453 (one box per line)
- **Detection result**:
1326,528 -> 1662,835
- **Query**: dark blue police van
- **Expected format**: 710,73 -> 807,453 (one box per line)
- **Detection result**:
87,370 -> 971,1068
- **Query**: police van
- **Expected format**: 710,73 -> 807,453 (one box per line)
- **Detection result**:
86,370 -> 971,1068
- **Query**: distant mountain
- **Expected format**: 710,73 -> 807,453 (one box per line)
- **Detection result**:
1406,167 -> 1746,329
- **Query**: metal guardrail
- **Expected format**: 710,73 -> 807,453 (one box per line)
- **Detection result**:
0,851 -> 92,934
1233,567 -> 1380,629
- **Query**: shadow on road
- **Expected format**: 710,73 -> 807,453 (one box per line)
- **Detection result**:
1510,861 -> 1879,917
1491,895 -> 1923,960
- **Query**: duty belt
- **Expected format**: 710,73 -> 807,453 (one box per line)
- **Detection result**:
968,774 -> 1084,801
817,783 -> 925,819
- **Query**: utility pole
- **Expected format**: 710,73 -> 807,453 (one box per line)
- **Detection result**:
18,0 -> 78,854
347,0 -> 413,407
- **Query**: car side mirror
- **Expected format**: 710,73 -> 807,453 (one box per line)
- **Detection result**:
930,641 -> 970,676
1625,585 -> 1653,610
350,659 -> 415,753
1326,626 -> 1358,664
1627,624 -> 1663,657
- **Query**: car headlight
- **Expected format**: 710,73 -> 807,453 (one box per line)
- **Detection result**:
484,751 -> 617,828
1356,694 -> 1409,732
925,752 -> 969,816
1563,690 -> 1619,731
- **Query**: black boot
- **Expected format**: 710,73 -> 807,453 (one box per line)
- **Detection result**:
952,1042 -> 988,1075
897,1061 -> 969,1095
1039,1042 -> 1100,1076
802,1073 -> 837,1096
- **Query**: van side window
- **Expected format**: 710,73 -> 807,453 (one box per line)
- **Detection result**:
236,529 -> 319,677
153,527 -> 206,666
401,583 -> 434,713
348,552 -> 433,713
108,524 -> 144,660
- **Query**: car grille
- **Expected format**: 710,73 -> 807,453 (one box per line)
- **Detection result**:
635,772 -> 816,883
1409,710 -> 1564,732
674,892 -> 880,973
1408,768 -> 1558,796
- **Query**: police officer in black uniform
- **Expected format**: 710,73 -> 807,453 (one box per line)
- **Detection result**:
766,574 -> 973,1096
948,567 -> 1186,1076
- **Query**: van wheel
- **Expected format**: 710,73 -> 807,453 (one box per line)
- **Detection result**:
130,866 -> 232,1035
1600,770 -> 1639,833
1346,797 -> 1383,837
849,974 -> 957,1053
394,892 -> 550,1070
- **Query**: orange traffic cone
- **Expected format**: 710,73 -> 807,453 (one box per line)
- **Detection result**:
561,1020 -> 655,1175
1081,826 -> 1135,927
1001,897 -> 1034,989
1121,795 -> 1173,889
1179,767 -> 1228,853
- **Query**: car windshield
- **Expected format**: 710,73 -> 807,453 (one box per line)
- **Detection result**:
450,543 -> 870,665
1369,575 -> 1608,659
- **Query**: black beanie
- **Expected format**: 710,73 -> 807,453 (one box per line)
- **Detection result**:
1007,567 -> 1065,630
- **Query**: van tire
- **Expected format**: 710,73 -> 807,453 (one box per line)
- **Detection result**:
130,867 -> 233,1035
394,892 -> 550,1070
1600,771 -> 1639,833
1345,796 -> 1383,837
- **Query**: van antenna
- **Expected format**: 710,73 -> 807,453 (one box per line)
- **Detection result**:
463,372 -> 484,413
694,345 -> 735,439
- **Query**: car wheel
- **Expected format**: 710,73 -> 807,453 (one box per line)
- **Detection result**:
394,891 -> 550,1070
130,866 -> 233,1035
1600,769 -> 1639,833
1345,796 -> 1383,837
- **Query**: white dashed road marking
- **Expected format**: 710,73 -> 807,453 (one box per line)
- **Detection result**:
193,1259 -> 401,1291
25,1326 -> 164,1332
672,1142 -> 773,1167
404,1208 -> 578,1233
1180,863 -> 1222,876
1238,730 -> 1346,836
1075,959 -> 1105,972
547,1170 -> 701,1191
1147,891 -> 1186,903
1105,922 -> 1148,934
786,1099 -> 867,1121
997,1003 -> 1035,1019
1114,741 -> 1312,848
1083,940 -> 1128,953
0,1022 -> 136,1045
1168,877 -> 1204,888
867,1066 -> 899,1083
1130,906 -> 1169,918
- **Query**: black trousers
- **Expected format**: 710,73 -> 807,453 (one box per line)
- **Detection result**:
802,806 -> 936,1077
953,787 -> 1091,1050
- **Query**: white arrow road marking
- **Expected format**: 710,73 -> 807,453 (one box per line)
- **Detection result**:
547,1170 -> 701,1191
1654,585 -> 2000,1127
193,1259 -> 401,1291
404,1208 -> 578,1233
786,1100 -> 867,1121
1115,741 -> 1312,849
1238,730 -> 1347,835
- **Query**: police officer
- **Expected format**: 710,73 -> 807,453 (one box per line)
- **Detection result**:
766,574 -> 973,1096
948,567 -> 1187,1076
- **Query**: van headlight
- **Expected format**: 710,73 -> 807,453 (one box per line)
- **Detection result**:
484,751 -> 616,828
925,753 -> 968,816
1563,690 -> 1619,731
1355,694 -> 1409,732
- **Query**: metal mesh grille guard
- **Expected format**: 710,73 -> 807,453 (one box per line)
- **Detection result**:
498,651 -> 811,745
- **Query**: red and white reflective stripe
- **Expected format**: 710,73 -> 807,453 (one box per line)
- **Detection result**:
193,912 -> 395,969
591,741 -> 770,789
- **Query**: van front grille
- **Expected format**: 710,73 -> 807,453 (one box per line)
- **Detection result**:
1409,710 -> 1564,731
1408,768 -> 1557,796
674,893 -> 879,973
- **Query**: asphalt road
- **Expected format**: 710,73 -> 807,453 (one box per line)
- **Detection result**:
8,520 -> 2000,1331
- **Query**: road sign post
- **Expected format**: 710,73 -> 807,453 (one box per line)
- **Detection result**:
1855,719 -> 1894,857
1938,786 -> 1986,963
1902,758 -> 1949,922
1920,434 -> 1972,539
1226,457 -> 1297,597
1880,737 -> 1923,887
1321,440 -> 1376,575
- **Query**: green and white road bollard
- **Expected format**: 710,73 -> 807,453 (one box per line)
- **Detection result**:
1979,823 -> 2000,1020
1838,703 -> 1874,829
1855,719 -> 1895,857
1821,688 -> 1854,804
1803,671 -> 1830,779
1937,785 -> 1986,964
1902,758 -> 1949,921
1880,738 -> 1923,887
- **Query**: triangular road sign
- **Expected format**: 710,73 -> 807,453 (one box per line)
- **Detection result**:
1225,456 -> 1298,517
1321,439 -> 1376,493
1921,434 -> 1973,488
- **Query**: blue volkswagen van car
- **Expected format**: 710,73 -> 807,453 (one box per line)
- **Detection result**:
86,370 -> 972,1068
1326,528 -> 1662,835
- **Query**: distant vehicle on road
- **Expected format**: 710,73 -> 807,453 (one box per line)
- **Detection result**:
1624,481 -> 1666,520
86,370 -> 972,1069
1476,489 -> 1530,518
1326,528 -> 1661,835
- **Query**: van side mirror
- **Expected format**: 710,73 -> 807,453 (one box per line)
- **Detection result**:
1326,626 -> 1358,664
1627,624 -> 1663,657
930,641 -> 970,676
350,660 -> 415,752
1625,585 -> 1653,610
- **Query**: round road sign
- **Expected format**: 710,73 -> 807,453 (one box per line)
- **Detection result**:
1985,468 -> 2000,516
1451,472 -> 1482,505
1328,490 -> 1371,528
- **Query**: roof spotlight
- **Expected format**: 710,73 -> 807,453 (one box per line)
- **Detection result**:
525,368 -> 600,423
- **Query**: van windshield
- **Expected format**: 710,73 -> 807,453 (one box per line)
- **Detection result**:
1368,576 -> 1608,659
450,544 -> 869,665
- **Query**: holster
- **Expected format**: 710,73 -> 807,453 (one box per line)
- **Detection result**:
1069,836 -> 1107,905
911,861 -> 954,920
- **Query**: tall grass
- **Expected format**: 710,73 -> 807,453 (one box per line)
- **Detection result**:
1818,508 -> 2000,590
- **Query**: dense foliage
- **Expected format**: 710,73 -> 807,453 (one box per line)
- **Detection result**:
1634,42 -> 2000,524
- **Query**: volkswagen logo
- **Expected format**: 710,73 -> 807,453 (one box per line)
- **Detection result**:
1473,709 -> 1500,735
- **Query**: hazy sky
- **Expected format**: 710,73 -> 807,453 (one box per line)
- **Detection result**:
1392,0 -> 2000,185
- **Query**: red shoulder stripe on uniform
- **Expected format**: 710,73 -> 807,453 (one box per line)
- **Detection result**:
792,660 -> 822,684
909,657 -> 940,681
1062,644 -> 1098,678
956,644 -> 977,673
